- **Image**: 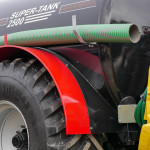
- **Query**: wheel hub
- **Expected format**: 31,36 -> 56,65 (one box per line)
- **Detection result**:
0,101 -> 29,150
12,129 -> 28,149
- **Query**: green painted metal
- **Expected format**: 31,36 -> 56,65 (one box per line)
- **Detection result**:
0,24 -> 140,46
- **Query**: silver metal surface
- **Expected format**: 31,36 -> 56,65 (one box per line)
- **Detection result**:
118,104 -> 137,123
72,15 -> 86,44
0,100 -> 29,150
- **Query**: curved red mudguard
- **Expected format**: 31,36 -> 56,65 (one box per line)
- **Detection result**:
0,46 -> 91,134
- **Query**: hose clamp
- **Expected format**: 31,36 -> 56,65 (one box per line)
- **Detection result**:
140,94 -> 146,102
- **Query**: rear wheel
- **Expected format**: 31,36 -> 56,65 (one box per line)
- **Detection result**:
0,57 -> 103,150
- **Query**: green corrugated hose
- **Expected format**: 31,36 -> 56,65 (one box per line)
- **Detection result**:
0,24 -> 141,46
134,88 -> 147,127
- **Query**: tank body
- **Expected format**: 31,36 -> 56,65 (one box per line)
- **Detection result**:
0,0 -> 150,102
0,0 -> 105,35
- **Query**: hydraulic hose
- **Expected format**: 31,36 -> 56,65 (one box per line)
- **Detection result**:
134,88 -> 147,127
0,24 -> 141,46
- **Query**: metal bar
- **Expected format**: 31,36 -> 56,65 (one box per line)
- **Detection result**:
72,15 -> 86,44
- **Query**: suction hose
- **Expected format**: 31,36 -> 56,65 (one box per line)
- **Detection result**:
0,24 -> 141,46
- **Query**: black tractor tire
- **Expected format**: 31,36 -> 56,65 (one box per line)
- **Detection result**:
0,57 -> 103,150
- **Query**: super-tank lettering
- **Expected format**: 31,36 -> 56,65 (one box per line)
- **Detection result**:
7,2 -> 60,28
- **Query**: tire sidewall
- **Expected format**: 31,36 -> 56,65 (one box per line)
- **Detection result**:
0,76 -> 47,150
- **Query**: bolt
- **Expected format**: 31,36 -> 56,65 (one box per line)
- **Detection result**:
21,125 -> 25,129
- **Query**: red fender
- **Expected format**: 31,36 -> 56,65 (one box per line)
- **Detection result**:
0,46 -> 91,134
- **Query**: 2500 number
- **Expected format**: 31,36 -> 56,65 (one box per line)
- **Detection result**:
7,17 -> 25,28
